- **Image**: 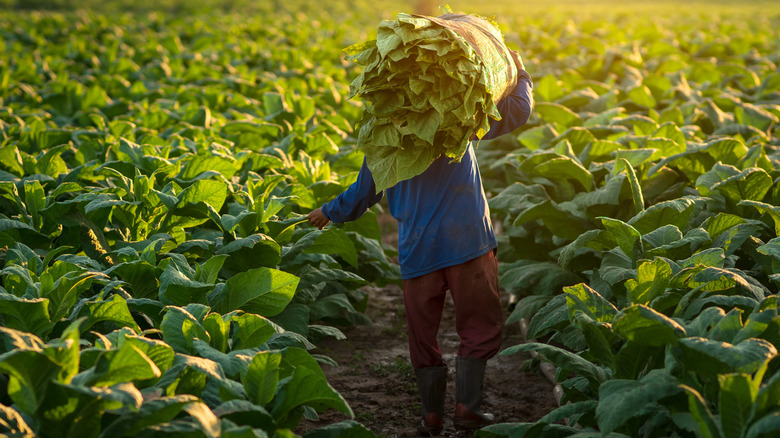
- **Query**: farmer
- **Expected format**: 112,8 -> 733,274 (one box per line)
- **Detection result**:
308,50 -> 533,434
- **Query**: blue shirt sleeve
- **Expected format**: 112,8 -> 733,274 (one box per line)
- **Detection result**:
321,158 -> 384,223
481,71 -> 534,140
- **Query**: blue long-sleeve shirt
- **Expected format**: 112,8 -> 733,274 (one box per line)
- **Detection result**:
322,73 -> 533,279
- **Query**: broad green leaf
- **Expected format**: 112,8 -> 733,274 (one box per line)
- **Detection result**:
627,197 -> 699,234
78,294 -> 140,334
719,373 -> 756,438
501,342 -> 610,390
218,267 -> 299,316
124,335 -> 176,375
565,283 -> 617,323
0,326 -> 44,354
231,313 -> 283,350
244,350 -> 282,406
270,366 -> 352,429
159,262 -> 214,306
704,213 -> 747,240
500,261 -> 583,297
712,168 -> 772,205
0,349 -> 62,415
303,228 -> 358,268
212,400 -> 276,432
535,102 -> 582,128
217,234 -> 282,273
534,156 -> 593,191
538,400 -> 598,426
626,258 -> 672,305
681,385 -> 723,438
620,158 -> 644,214
513,200 -> 588,240
596,369 -> 682,435
37,382 -> 142,438
745,413 -> 780,438
203,312 -> 230,353
739,200 -> 780,236
160,305 -> 210,354
628,85 -> 656,108
516,124 -> 558,150
678,337 -> 777,375
735,103 -> 778,131
613,305 -> 686,346
600,217 -> 643,262
0,293 -> 52,339
180,154 -> 239,180
525,295 -> 568,341
74,342 -> 160,387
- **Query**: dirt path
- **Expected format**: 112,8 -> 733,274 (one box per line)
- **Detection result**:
297,283 -> 558,437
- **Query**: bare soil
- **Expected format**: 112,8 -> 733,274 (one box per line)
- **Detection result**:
296,213 -> 558,437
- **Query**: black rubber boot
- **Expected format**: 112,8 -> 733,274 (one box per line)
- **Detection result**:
454,356 -> 495,430
415,366 -> 447,436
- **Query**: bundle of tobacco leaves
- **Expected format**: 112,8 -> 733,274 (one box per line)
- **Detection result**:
345,11 -> 518,191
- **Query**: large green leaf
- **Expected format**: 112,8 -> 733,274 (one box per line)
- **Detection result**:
599,217 -> 643,262
217,267 -> 299,316
270,365 -> 352,429
625,258 -> 672,305
160,305 -> 210,354
231,312 -> 283,351
513,200 -> 589,240
212,400 -> 276,432
501,342 -> 610,390
0,293 -> 52,339
627,197 -> 699,234
745,413 -> 780,438
158,262 -> 214,306
99,394 -> 202,437
677,337 -> 777,375
526,293 -> 570,340
37,382 -> 142,438
565,283 -> 617,323
711,168 -> 772,205
216,234 -> 282,273
0,349 -> 62,415
534,156 -> 593,191
243,350 -> 282,406
535,102 -> 582,128
73,342 -> 161,387
681,385 -> 723,438
303,228 -> 358,268
78,294 -> 140,334
613,305 -> 686,346
596,369 -> 682,435
719,373 -> 756,438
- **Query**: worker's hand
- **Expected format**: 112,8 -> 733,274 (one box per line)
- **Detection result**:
509,50 -> 525,72
308,207 -> 330,230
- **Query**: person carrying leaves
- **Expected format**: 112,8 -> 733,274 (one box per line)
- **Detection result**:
308,12 -> 534,435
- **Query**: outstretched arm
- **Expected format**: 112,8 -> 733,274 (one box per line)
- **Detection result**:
308,158 -> 384,229
482,50 -> 534,140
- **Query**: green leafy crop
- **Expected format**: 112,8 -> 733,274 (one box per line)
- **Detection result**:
345,11 -> 517,191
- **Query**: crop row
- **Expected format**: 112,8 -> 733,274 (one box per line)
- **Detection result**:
477,6 -> 780,438
0,5 -> 396,438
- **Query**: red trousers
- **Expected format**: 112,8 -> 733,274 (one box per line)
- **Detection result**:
402,250 -> 504,369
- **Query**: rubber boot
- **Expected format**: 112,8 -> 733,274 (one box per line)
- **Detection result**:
415,366 -> 447,436
453,356 -> 495,430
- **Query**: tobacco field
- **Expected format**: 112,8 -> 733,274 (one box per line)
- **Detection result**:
1,0 -> 779,437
